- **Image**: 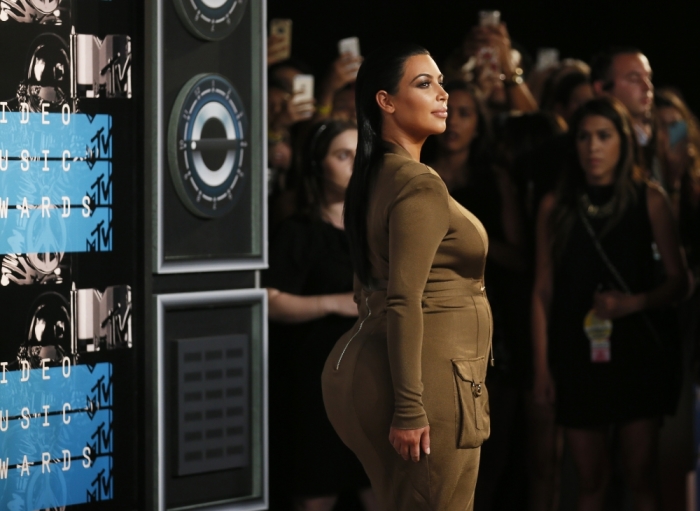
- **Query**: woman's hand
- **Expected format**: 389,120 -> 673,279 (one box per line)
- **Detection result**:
285,93 -> 315,123
323,53 -> 363,95
322,292 -> 359,317
473,23 -> 516,76
267,289 -> 358,323
533,367 -> 556,406
593,290 -> 642,320
389,426 -> 430,462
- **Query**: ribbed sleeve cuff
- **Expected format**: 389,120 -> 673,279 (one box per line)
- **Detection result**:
391,412 -> 429,430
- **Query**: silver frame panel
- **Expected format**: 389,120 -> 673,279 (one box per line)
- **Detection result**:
156,288 -> 269,511
151,0 -> 268,274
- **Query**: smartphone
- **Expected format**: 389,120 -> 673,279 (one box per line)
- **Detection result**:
338,36 -> 361,57
292,74 -> 314,104
270,18 -> 292,61
478,10 -> 501,27
536,48 -> 560,71
668,120 -> 688,147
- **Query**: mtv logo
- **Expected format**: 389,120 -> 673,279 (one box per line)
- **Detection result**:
73,284 -> 132,352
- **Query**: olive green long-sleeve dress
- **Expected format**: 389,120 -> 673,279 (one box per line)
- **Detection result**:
322,143 -> 492,511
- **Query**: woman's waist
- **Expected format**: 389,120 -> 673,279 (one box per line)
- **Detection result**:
363,277 -> 486,298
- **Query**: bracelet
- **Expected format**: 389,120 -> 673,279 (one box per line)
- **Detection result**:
316,104 -> 333,116
268,130 -> 287,144
501,68 -> 524,87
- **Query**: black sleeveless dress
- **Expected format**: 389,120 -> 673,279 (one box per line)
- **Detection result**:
548,182 -> 681,428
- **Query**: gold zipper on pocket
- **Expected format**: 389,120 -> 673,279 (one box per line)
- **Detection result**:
336,296 -> 372,370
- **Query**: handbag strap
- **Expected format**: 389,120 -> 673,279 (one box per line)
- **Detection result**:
577,206 -> 663,349
577,208 -> 631,294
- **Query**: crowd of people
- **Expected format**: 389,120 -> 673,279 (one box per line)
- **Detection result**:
263,16 -> 700,511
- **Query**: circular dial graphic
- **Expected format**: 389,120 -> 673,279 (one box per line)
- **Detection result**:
172,0 -> 248,41
168,74 -> 248,218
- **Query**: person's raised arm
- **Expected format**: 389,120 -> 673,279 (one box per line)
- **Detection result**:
385,171 -> 449,463
532,193 -> 556,405
479,23 -> 538,113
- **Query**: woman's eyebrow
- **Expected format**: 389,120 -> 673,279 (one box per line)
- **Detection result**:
410,73 -> 444,83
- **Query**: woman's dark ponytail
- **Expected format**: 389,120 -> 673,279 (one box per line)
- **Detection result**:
344,42 -> 429,287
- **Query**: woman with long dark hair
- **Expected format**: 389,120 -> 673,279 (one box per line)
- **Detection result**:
322,43 -> 492,510
532,97 -> 688,510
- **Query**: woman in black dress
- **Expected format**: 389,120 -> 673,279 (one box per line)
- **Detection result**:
265,119 -> 378,511
531,97 -> 688,510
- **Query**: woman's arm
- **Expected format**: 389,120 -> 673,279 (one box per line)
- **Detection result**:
267,288 -> 358,323
594,183 -> 689,318
532,193 -> 556,405
386,173 -> 450,430
386,172 -> 449,461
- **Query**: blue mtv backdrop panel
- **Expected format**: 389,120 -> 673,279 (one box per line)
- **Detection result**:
0,113 -> 113,254
0,362 -> 114,507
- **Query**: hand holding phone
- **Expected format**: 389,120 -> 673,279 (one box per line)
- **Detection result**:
291,74 -> 315,120
478,10 -> 501,27
338,37 -> 361,57
536,48 -> 560,71
476,11 -> 502,78
268,19 -> 292,65
336,36 -> 362,83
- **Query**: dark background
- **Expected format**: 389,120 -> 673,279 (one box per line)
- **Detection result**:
268,0 -> 700,113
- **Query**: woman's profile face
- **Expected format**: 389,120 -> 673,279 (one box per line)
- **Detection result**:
437,89 -> 478,153
322,128 -> 357,194
575,114 -> 621,185
385,54 -> 448,138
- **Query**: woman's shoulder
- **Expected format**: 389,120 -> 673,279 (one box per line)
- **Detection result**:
644,179 -> 672,215
380,153 -> 446,197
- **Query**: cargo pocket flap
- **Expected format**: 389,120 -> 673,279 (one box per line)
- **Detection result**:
451,356 -> 486,384
451,356 -> 490,443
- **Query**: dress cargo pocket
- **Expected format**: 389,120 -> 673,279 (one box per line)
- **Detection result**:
452,357 -> 490,448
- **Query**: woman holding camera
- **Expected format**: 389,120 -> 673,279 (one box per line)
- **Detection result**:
532,97 -> 687,510
322,43 -> 492,511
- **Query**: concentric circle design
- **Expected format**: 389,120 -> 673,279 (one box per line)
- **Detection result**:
168,73 -> 248,218
172,0 -> 248,41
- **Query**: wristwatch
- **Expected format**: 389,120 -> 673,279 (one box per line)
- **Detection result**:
502,68 -> 524,87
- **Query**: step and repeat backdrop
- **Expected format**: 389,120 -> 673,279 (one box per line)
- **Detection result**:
0,0 -> 267,510
0,0 -> 139,510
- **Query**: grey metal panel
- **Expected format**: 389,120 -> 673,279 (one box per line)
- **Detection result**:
156,287 -> 268,511
176,334 -> 250,476
151,0 -> 268,274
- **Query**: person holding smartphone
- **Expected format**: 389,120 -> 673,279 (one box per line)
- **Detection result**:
315,38 -> 363,121
443,14 -> 538,115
